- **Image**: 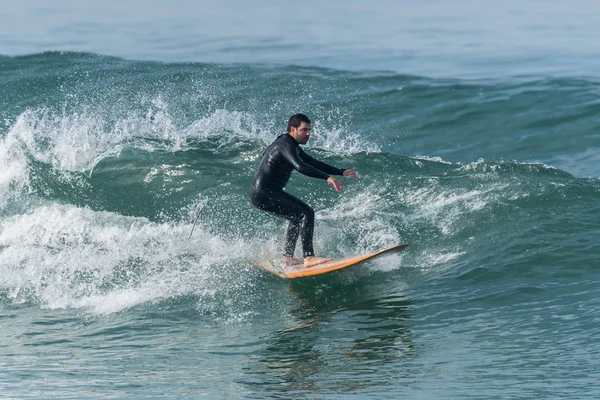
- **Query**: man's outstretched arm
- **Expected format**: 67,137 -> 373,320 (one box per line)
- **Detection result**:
300,149 -> 358,180
280,144 -> 331,180
298,149 -> 345,176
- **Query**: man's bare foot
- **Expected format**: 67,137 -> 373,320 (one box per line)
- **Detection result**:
304,256 -> 332,268
282,256 -> 303,266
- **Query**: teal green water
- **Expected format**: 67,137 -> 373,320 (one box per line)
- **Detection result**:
2,3 -> 600,398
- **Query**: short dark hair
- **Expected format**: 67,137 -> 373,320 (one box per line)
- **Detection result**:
287,113 -> 311,133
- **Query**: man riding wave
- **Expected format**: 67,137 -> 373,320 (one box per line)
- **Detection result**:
249,113 -> 357,268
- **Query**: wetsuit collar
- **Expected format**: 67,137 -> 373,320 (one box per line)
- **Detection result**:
285,133 -> 301,146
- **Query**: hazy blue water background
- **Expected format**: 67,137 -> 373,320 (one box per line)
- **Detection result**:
1,1 -> 600,399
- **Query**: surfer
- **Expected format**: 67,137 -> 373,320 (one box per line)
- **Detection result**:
249,113 -> 357,268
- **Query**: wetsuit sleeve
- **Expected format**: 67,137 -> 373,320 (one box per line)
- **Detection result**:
280,144 -> 332,180
298,149 -> 345,176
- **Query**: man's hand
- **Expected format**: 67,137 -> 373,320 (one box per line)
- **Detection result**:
343,169 -> 358,179
327,177 -> 343,192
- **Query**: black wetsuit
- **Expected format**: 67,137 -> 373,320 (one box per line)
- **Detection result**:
249,134 -> 345,258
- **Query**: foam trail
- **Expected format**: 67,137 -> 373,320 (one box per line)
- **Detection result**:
0,204 -> 253,314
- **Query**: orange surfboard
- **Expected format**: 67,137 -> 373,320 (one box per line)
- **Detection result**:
254,244 -> 408,279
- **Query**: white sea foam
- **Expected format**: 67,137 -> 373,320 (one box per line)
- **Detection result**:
318,188 -> 401,253
308,125 -> 381,155
399,179 -> 509,236
413,155 -> 453,165
0,203 -> 253,315
0,108 -> 124,206
317,182 -> 474,274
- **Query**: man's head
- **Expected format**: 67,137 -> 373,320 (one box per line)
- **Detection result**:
287,113 -> 311,145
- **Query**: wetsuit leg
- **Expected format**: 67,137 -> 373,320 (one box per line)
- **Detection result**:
250,187 -> 315,257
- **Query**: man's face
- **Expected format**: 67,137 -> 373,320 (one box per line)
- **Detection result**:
291,122 -> 311,144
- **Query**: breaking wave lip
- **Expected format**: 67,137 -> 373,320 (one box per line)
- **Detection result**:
455,158 -> 558,173
413,155 -> 561,170
0,103 -> 381,204
409,156 -> 578,181
413,155 -> 454,165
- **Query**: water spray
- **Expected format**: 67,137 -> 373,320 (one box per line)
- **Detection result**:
188,202 -> 206,240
